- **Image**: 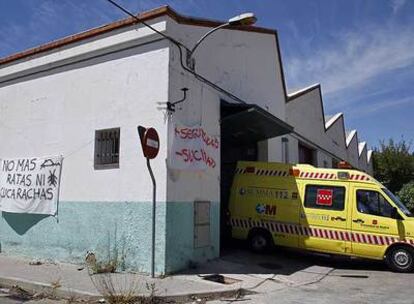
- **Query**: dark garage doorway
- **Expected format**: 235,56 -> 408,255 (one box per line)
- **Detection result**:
220,101 -> 293,250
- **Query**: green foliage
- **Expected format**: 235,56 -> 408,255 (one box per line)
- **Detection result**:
373,139 -> 414,193
398,182 -> 414,212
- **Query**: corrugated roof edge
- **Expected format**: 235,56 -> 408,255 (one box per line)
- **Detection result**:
286,83 -> 320,102
346,130 -> 357,147
325,112 -> 343,130
358,141 -> 367,157
0,5 -> 276,66
367,150 -> 373,163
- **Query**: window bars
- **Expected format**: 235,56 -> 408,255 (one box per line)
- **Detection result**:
94,128 -> 120,169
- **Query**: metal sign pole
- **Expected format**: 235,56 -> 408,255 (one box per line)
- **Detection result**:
138,126 -> 159,278
146,157 -> 156,278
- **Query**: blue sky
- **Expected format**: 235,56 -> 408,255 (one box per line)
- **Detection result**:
0,0 -> 413,150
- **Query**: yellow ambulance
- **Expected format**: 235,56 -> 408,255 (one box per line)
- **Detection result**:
228,161 -> 414,272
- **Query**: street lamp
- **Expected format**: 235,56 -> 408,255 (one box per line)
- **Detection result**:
186,12 -> 257,69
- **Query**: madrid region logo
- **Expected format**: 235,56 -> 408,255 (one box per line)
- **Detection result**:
255,203 -> 276,216
256,203 -> 266,214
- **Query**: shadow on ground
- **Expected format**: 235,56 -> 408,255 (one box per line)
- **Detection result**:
182,239 -> 387,276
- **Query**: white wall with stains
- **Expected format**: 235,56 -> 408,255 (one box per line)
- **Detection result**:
0,10 -> 377,273
346,130 -> 359,168
163,18 -> 290,270
325,115 -> 347,161
359,142 -> 368,172
168,20 -> 287,162
0,20 -> 172,273
286,85 -> 372,173
0,23 -> 170,204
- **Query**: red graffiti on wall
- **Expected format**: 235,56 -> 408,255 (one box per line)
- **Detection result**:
175,148 -> 216,168
174,127 -> 219,149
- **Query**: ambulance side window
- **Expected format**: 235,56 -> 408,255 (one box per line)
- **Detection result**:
304,185 -> 345,211
356,190 -> 394,218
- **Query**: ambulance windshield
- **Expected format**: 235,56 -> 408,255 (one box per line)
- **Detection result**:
383,188 -> 413,217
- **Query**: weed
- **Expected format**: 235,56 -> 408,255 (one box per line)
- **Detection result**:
65,290 -> 79,304
90,273 -> 141,304
86,227 -> 127,275
85,229 -> 161,303
50,278 -> 62,290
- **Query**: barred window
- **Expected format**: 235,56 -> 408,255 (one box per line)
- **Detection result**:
94,128 -> 120,169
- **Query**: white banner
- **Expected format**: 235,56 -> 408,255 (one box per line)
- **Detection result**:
169,124 -> 219,171
0,156 -> 63,215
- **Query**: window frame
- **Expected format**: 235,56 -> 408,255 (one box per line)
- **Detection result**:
356,189 -> 395,219
304,184 -> 346,211
94,127 -> 121,170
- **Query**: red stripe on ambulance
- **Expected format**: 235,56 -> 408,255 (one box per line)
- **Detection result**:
230,218 -> 413,248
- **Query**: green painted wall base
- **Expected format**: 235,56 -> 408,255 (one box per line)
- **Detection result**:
166,201 -> 220,273
0,201 -> 220,274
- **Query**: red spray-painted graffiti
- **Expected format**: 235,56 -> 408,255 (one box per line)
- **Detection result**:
175,148 -> 216,168
171,125 -> 219,170
174,127 -> 219,149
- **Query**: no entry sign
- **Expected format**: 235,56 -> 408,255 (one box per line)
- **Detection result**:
137,125 -> 159,278
138,126 -> 160,159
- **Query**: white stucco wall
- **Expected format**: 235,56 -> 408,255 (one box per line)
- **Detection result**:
280,135 -> 299,164
161,19 -> 291,269
166,68 -> 221,205
168,21 -> 286,162
346,131 -> 359,168
325,115 -> 347,161
286,87 -> 367,170
286,136 -> 299,164
0,21 -> 170,204
286,88 -> 326,150
317,151 -> 333,168
0,9 -> 377,273
0,19 -> 176,273
358,143 -> 368,172
367,150 -> 374,176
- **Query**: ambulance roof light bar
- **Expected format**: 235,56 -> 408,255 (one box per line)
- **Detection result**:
338,161 -> 352,169
338,172 -> 350,179
290,169 -> 300,176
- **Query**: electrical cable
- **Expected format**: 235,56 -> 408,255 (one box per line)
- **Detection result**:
106,0 -> 189,51
105,0 -> 247,104
107,0 -> 350,162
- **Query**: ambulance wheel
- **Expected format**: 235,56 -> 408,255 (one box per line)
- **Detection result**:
248,229 -> 273,253
386,245 -> 414,273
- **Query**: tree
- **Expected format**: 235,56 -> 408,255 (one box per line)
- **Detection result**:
373,139 -> 414,193
398,182 -> 414,212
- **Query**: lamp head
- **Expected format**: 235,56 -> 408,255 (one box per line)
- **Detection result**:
228,12 -> 257,26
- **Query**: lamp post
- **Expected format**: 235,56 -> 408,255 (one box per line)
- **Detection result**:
186,12 -> 257,69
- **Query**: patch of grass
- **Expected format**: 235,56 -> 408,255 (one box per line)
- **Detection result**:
85,229 -> 160,303
85,251 -> 118,275
86,228 -> 127,275
90,274 -> 157,304
7,285 -> 32,301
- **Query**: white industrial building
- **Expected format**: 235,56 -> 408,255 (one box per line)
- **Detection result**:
284,84 -> 372,172
0,6 -> 373,274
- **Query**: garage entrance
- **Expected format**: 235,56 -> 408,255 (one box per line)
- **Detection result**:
220,101 -> 293,249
